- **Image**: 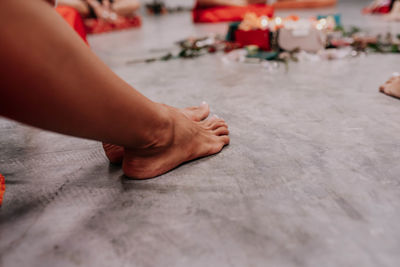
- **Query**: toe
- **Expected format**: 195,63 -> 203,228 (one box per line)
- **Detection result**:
201,116 -> 225,127
214,126 -> 229,136
386,77 -> 395,84
209,121 -> 228,130
382,86 -> 393,96
183,102 -> 210,121
218,135 -> 230,146
207,137 -> 228,154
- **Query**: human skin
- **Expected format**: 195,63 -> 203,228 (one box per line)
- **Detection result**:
58,0 -> 91,15
0,0 -> 230,179
58,0 -> 140,18
111,0 -> 140,17
380,76 -> 400,98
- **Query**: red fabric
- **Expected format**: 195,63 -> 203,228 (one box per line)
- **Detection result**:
371,5 -> 391,14
84,16 -> 141,34
56,6 -> 88,44
56,6 -> 141,39
0,174 -> 5,206
362,3 -> 391,14
193,3 -> 274,23
235,29 -> 270,51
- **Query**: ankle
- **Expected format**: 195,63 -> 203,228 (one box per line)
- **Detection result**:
133,103 -> 175,153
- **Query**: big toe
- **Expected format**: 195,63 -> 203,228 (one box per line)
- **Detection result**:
182,102 -> 210,121
208,135 -> 230,154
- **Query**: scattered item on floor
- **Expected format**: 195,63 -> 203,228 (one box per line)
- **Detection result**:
146,0 -> 167,15
235,29 -> 271,50
84,16 -> 141,34
56,6 -> 88,44
126,11 -> 400,69
234,13 -> 271,50
317,14 -> 341,26
0,174 -> 5,207
246,49 -> 280,60
192,3 -> 274,23
126,35 -> 230,64
350,32 -> 400,52
272,0 -> 337,9
363,0 -> 393,14
278,19 -> 328,52
56,5 -> 141,36
229,14 -> 335,52
145,0 -> 191,15
226,22 -> 241,42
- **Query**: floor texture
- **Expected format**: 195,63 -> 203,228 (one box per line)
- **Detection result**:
1,0 -> 400,266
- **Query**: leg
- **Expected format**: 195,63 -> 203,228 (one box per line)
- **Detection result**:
111,0 -> 140,17
103,101 -> 211,164
0,0 -> 230,179
387,0 -> 400,20
122,113 -> 229,179
57,0 -> 90,16
198,0 -> 246,7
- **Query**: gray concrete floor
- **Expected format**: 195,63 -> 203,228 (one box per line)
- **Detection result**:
1,0 -> 400,266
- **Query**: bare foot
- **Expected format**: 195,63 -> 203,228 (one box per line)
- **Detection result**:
179,101 -> 210,122
102,143 -> 125,164
385,1 -> 400,21
379,75 -> 400,98
122,105 -> 229,179
103,102 -> 211,164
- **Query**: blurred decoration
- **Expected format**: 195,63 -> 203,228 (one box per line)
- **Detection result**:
126,12 -> 400,70
362,0 -> 400,21
84,16 -> 141,34
56,4 -> 141,36
145,0 -> 191,15
146,0 -> 166,15
271,0 -> 337,9
363,0 -> 393,14
126,35 -> 238,64
193,3 -> 274,23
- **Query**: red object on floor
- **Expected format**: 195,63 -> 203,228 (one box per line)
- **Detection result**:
84,16 -> 141,34
272,0 -> 337,9
56,6 -> 88,44
235,29 -> 271,51
0,174 -> 5,207
193,3 -> 274,23
363,5 -> 391,14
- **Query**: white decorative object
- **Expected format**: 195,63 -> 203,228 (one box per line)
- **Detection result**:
278,27 -> 327,53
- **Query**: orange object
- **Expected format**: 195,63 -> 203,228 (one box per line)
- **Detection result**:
84,16 -> 141,34
56,6 -> 88,44
272,0 -> 337,9
286,15 -> 300,21
193,3 -> 274,23
0,174 -> 5,207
